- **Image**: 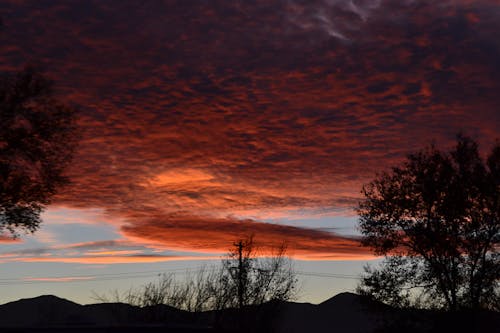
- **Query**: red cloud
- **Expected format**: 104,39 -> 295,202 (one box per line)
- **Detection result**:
121,213 -> 374,260
0,1 -> 498,259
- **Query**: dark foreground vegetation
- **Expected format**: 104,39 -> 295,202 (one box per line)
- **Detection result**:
358,135 -> 499,311
0,67 -> 78,238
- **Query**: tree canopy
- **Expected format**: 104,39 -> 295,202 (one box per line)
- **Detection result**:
357,135 -> 500,311
0,67 -> 78,237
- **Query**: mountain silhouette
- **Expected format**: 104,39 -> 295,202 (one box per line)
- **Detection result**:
0,292 -> 498,332
0,295 -> 84,326
270,292 -> 386,333
0,295 -> 195,329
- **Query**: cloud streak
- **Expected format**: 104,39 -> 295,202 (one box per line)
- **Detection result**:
121,212 -> 374,260
0,239 -> 217,264
18,255 -> 216,265
23,276 -> 95,282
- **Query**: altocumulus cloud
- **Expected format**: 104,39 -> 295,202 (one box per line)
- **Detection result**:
0,0 -> 498,259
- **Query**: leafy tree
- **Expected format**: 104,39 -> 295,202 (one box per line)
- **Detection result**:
0,67 -> 78,237
357,135 -> 500,311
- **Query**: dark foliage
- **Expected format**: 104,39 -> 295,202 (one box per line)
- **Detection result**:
0,67 -> 78,236
357,135 -> 500,311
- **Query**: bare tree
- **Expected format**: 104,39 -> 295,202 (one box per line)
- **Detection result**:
94,238 -> 297,319
222,237 -> 297,309
218,238 -> 298,332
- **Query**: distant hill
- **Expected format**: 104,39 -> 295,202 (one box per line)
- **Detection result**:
0,295 -> 84,327
0,295 -> 197,329
0,293 -> 498,332
271,292 -> 386,333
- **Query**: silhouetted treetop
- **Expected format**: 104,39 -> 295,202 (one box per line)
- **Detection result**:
0,67 -> 78,236
357,135 -> 500,311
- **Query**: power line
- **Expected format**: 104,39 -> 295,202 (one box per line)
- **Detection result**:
0,266 -> 360,286
296,271 -> 359,279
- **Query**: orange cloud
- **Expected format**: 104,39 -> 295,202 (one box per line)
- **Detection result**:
146,169 -> 215,186
20,255 -> 216,264
0,235 -> 21,243
121,213 -> 373,260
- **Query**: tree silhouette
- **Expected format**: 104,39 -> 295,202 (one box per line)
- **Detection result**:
222,237 -> 297,309
0,67 -> 78,237
94,237 -> 297,331
357,135 -> 500,311
215,237 -> 297,332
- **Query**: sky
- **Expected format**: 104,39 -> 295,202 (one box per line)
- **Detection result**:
0,0 -> 499,305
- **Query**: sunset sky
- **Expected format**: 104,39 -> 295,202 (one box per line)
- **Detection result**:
0,0 -> 499,305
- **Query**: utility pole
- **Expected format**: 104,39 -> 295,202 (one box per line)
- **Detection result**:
236,240 -> 244,310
